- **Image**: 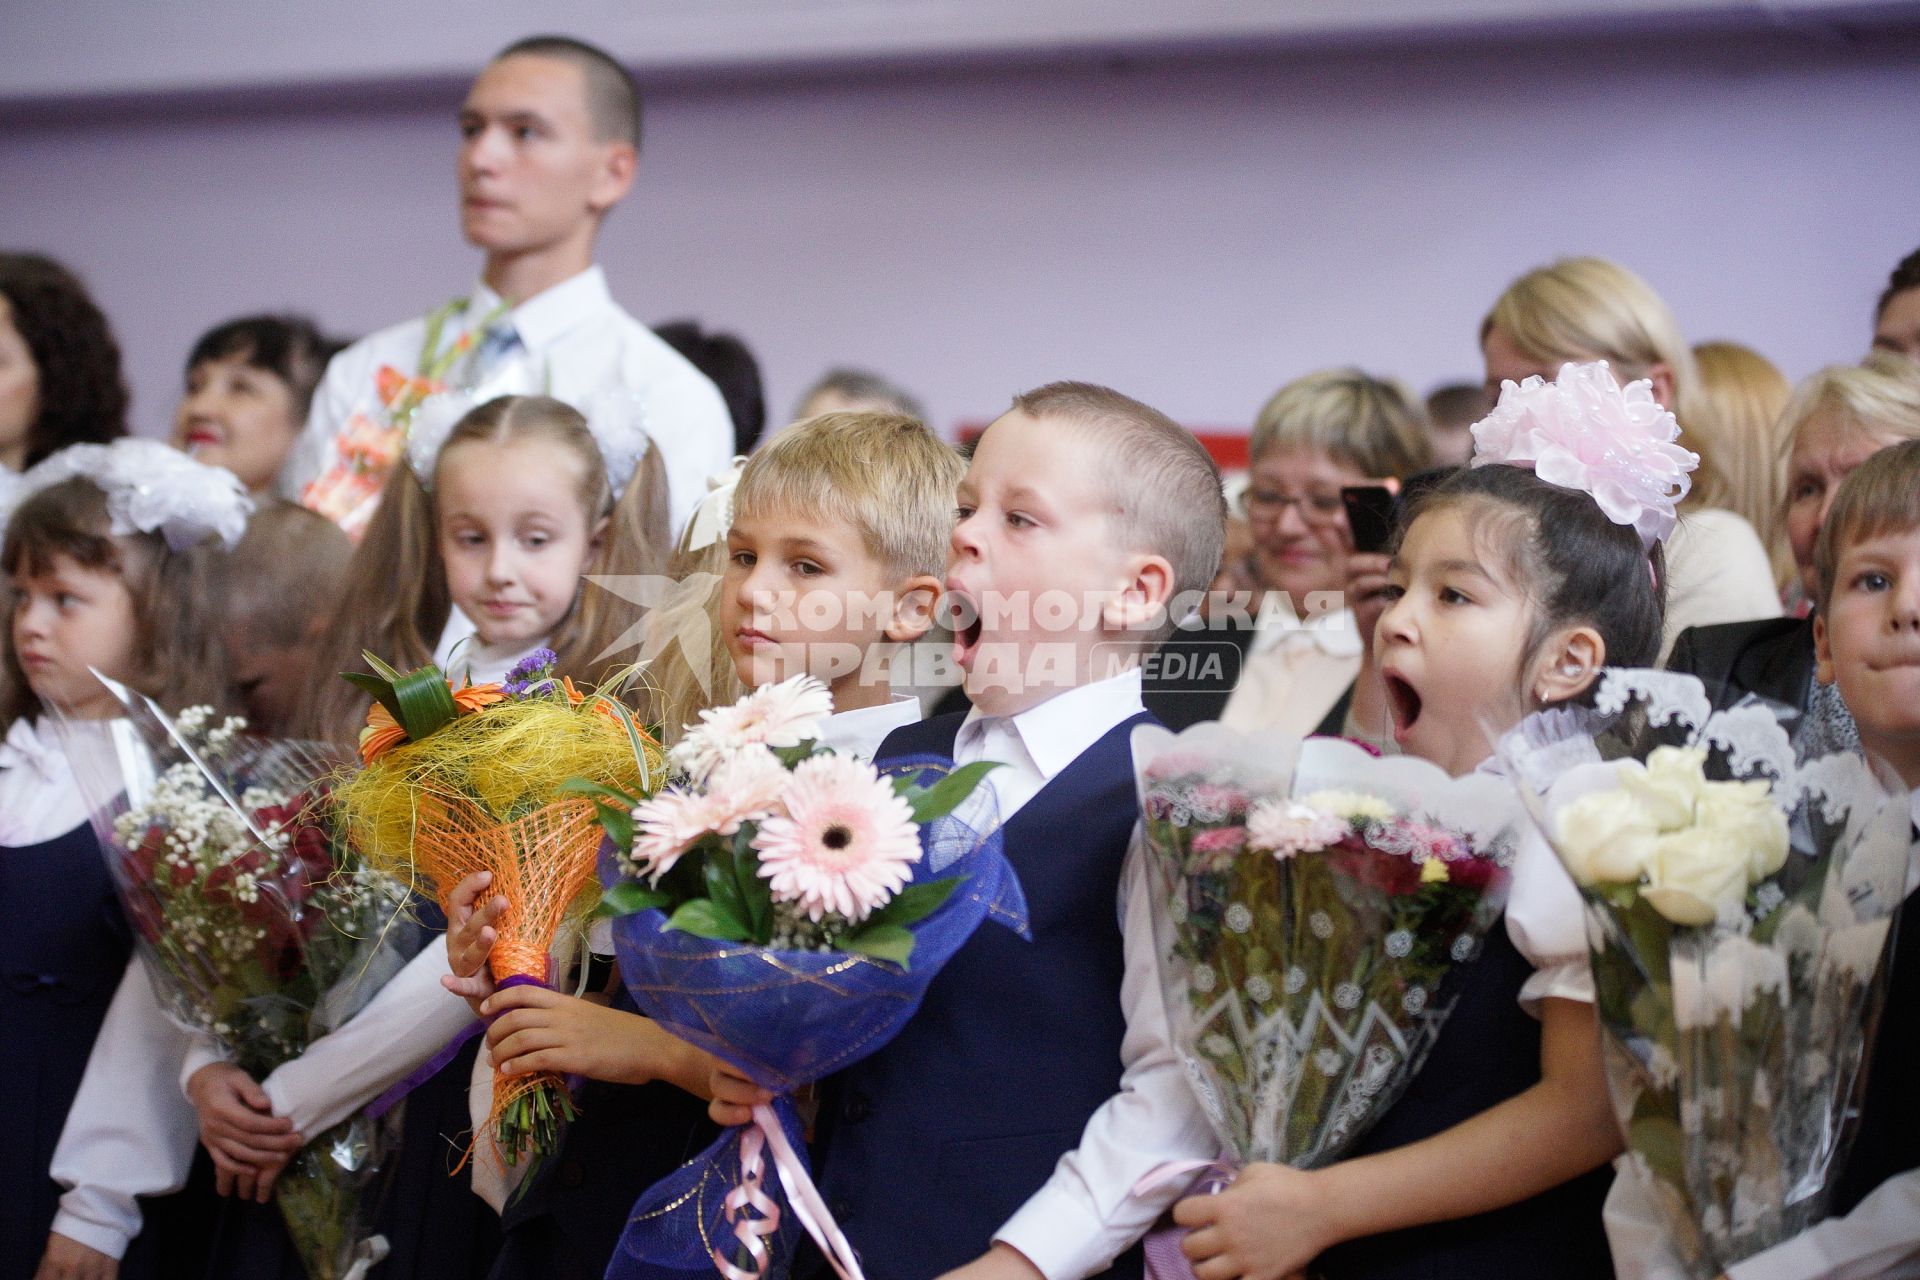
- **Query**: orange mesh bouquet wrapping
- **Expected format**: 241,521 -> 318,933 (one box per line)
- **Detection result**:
334,650 -> 660,1173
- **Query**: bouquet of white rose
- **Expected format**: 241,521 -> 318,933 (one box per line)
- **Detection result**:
1499,670 -> 1912,1278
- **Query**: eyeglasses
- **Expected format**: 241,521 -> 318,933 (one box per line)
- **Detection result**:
1238,488 -> 1347,525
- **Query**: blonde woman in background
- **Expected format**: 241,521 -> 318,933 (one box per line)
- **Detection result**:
1482,257 -> 1782,658
1664,351 -> 1920,748
1692,340 -> 1795,599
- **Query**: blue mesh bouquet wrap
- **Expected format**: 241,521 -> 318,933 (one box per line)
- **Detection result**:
583,676 -> 1028,1280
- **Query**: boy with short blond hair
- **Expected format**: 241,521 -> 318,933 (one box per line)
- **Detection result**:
719,411 -> 958,751
726,381 -> 1226,1279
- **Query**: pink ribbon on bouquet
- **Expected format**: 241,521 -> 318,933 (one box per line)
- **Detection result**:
1132,1157 -> 1240,1280
713,1102 -> 868,1280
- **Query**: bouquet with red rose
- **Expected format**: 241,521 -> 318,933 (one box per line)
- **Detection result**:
73,680 -> 421,1280
1133,723 -> 1521,1182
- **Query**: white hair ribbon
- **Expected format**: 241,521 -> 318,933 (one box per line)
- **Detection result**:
683,456 -> 748,552
405,385 -> 656,501
1,439 -> 252,551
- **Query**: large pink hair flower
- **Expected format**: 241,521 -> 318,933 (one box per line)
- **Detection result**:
1470,361 -> 1700,548
753,755 -> 923,923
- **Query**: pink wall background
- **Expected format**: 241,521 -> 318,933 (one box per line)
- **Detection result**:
3,29 -> 1917,440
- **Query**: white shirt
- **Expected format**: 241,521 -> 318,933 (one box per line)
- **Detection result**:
1220,609 -> 1365,739
950,669 -> 1218,1279
0,717 -> 140,846
50,960 -> 199,1259
819,694 -> 922,762
283,265 -> 733,537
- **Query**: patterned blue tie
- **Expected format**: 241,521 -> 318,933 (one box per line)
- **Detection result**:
467,320 -> 522,386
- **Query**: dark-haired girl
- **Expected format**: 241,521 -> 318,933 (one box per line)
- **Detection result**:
169,315 -> 344,496
1170,363 -> 1698,1279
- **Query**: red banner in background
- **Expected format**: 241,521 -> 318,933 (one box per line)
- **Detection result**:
954,422 -> 1250,472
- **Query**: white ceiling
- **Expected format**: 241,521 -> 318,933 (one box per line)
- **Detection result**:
3,0 -> 1917,104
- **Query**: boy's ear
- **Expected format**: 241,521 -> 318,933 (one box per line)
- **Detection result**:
1812,613 -> 1835,686
1530,624 -> 1606,705
883,575 -> 943,644
589,142 -> 638,214
1101,553 -> 1176,632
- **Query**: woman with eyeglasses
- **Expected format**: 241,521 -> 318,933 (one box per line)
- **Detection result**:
1206,368 -> 1433,744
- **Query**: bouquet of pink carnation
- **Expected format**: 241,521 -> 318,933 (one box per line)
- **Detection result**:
1133,723 -> 1522,1181
69,678 -> 421,1280
1500,670 -> 1912,1278
591,674 -> 1024,1280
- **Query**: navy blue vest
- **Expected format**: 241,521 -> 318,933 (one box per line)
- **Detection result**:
0,822 -> 132,1277
808,711 -> 1152,1280
1313,926 -> 1613,1279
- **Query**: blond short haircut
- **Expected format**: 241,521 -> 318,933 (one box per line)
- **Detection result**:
734,411 -> 963,578
1249,368 -> 1432,479
1814,438 -> 1920,613
1483,257 -> 1704,432
1780,350 -> 1920,456
1692,341 -> 1794,589
1007,381 -> 1228,618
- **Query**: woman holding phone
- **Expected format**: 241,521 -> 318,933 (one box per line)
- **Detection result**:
1203,367 -> 1432,742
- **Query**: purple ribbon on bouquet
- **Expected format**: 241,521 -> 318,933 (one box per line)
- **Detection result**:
365,973 -> 548,1120
1132,1158 -> 1240,1280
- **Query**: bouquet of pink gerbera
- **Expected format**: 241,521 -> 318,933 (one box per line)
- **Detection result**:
588,675 -> 1023,1280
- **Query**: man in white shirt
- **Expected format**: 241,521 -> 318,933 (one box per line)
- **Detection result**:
282,35 -> 731,537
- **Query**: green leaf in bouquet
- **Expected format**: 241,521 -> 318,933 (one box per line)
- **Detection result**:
702,845 -> 754,937
774,741 -> 824,769
595,803 -> 634,852
559,778 -> 638,809
598,881 -> 672,919
862,875 -> 965,932
842,922 -> 916,969
341,652 -> 459,742
559,778 -> 640,850
1627,1112 -> 1688,1187
339,671 -> 402,723
730,827 -> 773,942
665,897 -> 753,942
589,695 -> 656,795
902,761 -> 1002,824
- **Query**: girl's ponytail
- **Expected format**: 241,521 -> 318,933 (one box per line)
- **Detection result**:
292,463 -> 448,744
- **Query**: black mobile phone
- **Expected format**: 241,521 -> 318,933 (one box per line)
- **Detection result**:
1341,484 -> 1398,554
